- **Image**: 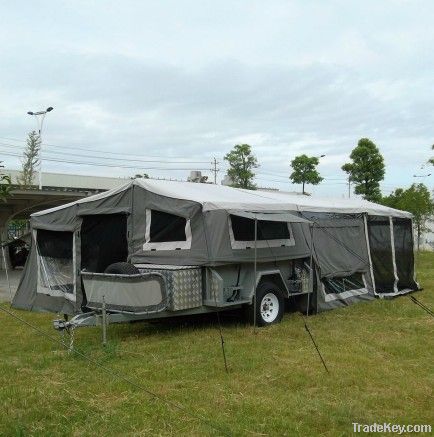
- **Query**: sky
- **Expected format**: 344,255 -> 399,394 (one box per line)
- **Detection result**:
1,0 -> 433,197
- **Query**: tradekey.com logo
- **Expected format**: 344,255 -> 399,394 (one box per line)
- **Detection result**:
353,423 -> 432,434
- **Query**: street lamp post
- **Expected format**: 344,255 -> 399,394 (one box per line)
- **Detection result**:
27,106 -> 53,190
316,155 -> 326,196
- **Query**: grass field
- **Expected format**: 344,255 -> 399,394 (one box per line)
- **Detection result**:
1,253 -> 433,436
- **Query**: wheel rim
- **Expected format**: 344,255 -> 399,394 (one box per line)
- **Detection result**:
260,292 -> 279,323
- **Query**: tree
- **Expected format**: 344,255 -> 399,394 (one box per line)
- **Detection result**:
131,173 -> 149,179
382,183 -> 434,250
17,131 -> 41,187
224,144 -> 258,189
289,154 -> 323,195
0,162 -> 11,202
429,144 -> 434,166
342,138 -> 385,202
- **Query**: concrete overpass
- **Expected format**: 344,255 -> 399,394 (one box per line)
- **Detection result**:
0,169 -> 129,242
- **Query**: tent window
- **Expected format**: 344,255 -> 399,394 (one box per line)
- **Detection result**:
321,272 -> 367,302
35,230 -> 75,300
150,210 -> 187,242
37,229 -> 72,259
229,215 -> 295,249
322,273 -> 364,294
230,215 -> 290,241
144,209 -> 192,250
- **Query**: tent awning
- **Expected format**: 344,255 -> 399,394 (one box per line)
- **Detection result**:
227,210 -> 311,224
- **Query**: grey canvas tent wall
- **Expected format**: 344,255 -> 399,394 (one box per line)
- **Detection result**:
12,179 -> 418,317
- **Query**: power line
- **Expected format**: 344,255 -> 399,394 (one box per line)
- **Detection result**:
255,177 -> 292,184
0,150 -> 212,172
0,136 -> 212,161
255,170 -> 347,183
255,176 -> 348,186
3,136 -> 416,190
0,145 -> 398,191
0,142 -> 210,165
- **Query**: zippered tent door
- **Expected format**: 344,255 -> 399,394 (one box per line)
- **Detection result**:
367,216 -> 396,294
80,214 -> 128,273
392,217 -> 418,291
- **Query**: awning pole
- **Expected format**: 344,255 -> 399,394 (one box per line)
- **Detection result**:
102,296 -> 107,347
253,216 -> 258,332
389,217 -> 399,293
302,223 -> 329,373
410,219 -> 420,289
1,244 -> 13,304
306,224 -> 314,317
363,214 -> 377,295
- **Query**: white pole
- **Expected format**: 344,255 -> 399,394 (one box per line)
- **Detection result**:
253,217 -> 257,331
1,244 -> 13,303
306,224 -> 314,317
364,214 -> 376,294
389,216 -> 399,294
102,295 -> 107,346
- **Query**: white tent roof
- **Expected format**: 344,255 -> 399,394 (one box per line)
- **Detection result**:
136,179 -> 411,218
32,182 -> 132,217
32,179 -> 411,218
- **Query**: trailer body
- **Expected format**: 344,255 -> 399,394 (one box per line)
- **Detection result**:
12,180 -> 418,328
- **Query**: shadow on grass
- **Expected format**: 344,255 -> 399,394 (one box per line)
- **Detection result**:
106,302 -> 303,342
120,309 -> 247,336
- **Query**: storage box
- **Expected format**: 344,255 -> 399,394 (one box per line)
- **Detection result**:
136,264 -> 202,311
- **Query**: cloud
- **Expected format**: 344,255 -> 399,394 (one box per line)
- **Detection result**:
0,0 -> 433,195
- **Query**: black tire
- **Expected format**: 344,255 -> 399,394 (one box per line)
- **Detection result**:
248,281 -> 285,327
104,262 -> 140,275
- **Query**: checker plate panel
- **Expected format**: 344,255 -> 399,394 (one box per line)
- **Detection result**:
137,265 -> 202,311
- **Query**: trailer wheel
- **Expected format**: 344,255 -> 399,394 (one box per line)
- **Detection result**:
250,281 -> 285,326
104,262 -> 140,275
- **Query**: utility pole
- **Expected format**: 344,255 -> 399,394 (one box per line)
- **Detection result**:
27,106 -> 54,190
211,157 -> 219,184
348,176 -> 352,198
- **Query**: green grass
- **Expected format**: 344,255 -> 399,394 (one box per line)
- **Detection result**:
1,253 -> 433,436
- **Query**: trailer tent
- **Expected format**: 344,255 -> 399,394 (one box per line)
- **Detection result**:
12,179 -> 418,322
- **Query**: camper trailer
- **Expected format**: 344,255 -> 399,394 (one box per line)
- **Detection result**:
12,179 -> 419,329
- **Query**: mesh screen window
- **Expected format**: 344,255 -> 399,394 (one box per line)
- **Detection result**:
36,230 -> 73,259
149,210 -> 187,242
230,215 -> 291,241
36,230 -> 74,296
322,273 -> 365,295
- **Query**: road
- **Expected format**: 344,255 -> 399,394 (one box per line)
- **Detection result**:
0,268 -> 22,302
